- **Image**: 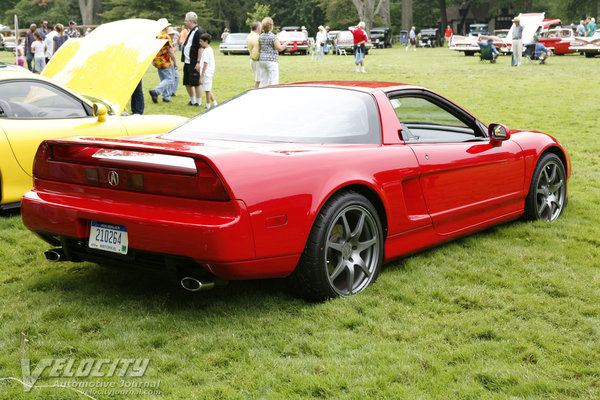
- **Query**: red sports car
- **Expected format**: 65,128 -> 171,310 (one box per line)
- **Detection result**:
21,82 -> 570,301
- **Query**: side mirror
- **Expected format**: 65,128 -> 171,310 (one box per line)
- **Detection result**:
489,123 -> 510,145
93,103 -> 107,123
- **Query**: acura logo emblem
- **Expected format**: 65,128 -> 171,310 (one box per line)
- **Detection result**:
107,171 -> 119,186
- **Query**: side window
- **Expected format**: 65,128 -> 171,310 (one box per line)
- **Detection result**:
0,81 -> 90,119
390,96 -> 479,143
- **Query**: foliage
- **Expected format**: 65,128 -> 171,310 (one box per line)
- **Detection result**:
320,0 -> 356,31
245,2 -> 273,29
3,0 -> 79,27
1,46 -> 600,399
270,0 -> 325,36
100,0 -> 216,32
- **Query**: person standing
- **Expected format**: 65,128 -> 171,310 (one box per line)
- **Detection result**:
53,24 -> 67,54
131,81 -> 144,115
511,16 -> 524,67
167,27 -> 180,97
221,28 -> 229,42
576,20 -> 587,36
247,21 -> 261,89
15,39 -> 25,67
25,24 -> 37,72
39,20 -> 48,39
198,33 -> 217,109
44,24 -> 57,64
65,20 -> 81,38
149,23 -> 177,103
444,24 -> 453,47
587,17 -> 597,36
181,11 -> 204,106
315,25 -> 327,61
406,26 -> 417,51
258,17 -> 288,87
350,21 -> 368,72
31,31 -> 46,73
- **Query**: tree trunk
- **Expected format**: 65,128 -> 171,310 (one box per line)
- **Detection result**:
79,0 -> 101,25
439,0 -> 447,31
401,0 -> 412,30
375,0 -> 391,27
350,0 -> 386,32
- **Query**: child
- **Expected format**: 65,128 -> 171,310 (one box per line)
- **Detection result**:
31,31 -> 46,73
198,33 -> 217,110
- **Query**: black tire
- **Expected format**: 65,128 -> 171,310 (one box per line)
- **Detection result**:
465,51 -> 475,56
524,153 -> 567,222
584,52 -> 596,58
288,191 -> 384,301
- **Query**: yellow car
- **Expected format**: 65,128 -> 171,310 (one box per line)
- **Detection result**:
0,19 -> 187,209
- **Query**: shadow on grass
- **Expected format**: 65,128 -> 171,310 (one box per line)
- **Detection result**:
25,260 -> 307,318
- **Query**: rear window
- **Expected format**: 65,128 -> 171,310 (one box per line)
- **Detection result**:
226,33 -> 248,43
168,86 -> 381,144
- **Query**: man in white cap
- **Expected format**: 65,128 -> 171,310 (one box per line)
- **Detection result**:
512,16 -> 524,67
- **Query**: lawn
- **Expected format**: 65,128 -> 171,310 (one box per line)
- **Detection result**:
1,45 -> 600,399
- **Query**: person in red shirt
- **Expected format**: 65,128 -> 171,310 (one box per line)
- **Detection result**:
350,21 -> 368,73
445,25 -> 453,47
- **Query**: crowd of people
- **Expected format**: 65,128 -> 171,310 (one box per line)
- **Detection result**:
16,19 -> 81,73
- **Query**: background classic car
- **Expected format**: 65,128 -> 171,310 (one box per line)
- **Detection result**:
22,82 -> 569,301
219,33 -> 249,55
0,19 -> 187,209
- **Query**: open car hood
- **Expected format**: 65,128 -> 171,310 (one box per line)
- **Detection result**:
504,13 -> 545,45
42,19 -> 167,115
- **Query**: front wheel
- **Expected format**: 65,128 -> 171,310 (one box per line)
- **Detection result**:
524,153 -> 567,222
289,192 -> 384,301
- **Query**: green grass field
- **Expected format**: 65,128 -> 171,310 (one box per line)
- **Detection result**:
1,45 -> 600,399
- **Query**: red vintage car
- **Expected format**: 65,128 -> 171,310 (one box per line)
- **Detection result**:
21,82 -> 570,301
539,27 -> 575,54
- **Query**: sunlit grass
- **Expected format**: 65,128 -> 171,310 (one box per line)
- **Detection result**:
1,46 -> 600,399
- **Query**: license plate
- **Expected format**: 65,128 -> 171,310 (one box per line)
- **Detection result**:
89,221 -> 128,255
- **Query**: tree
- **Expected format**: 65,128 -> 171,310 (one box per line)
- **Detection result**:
79,0 -> 102,25
439,0 -> 447,31
245,2 -> 272,28
349,0 -> 388,32
5,0 -> 78,27
401,0 -> 412,30
319,0 -> 356,30
101,0 -> 215,31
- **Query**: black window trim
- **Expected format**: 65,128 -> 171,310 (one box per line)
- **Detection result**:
386,89 -> 488,140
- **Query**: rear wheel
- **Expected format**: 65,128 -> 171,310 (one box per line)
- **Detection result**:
524,153 -> 567,222
289,191 -> 384,301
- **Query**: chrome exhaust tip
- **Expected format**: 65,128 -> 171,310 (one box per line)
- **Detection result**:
44,249 -> 65,262
180,277 -> 215,292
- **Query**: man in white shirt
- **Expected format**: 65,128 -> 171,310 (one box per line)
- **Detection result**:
44,24 -> 58,63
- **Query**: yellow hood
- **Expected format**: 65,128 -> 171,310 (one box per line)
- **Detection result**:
42,19 -> 168,115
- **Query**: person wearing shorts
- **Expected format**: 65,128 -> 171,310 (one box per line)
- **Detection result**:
247,21 -> 261,88
181,11 -> 204,106
199,33 -> 217,109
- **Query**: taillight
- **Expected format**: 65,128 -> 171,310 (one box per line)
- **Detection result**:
32,142 -> 230,201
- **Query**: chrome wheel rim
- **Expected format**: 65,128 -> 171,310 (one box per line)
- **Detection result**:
534,159 -> 566,222
324,205 -> 380,296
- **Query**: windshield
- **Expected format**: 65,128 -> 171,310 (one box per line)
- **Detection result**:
168,86 -> 381,144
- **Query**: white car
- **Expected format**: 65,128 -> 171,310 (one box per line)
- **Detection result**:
219,33 -> 249,55
569,30 -> 600,57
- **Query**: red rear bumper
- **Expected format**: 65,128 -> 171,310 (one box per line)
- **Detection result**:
21,180 -> 299,279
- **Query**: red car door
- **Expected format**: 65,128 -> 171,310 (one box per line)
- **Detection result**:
409,141 -> 524,235
388,92 -> 525,235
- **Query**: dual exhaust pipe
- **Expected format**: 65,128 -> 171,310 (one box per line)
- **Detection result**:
44,248 -> 217,292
